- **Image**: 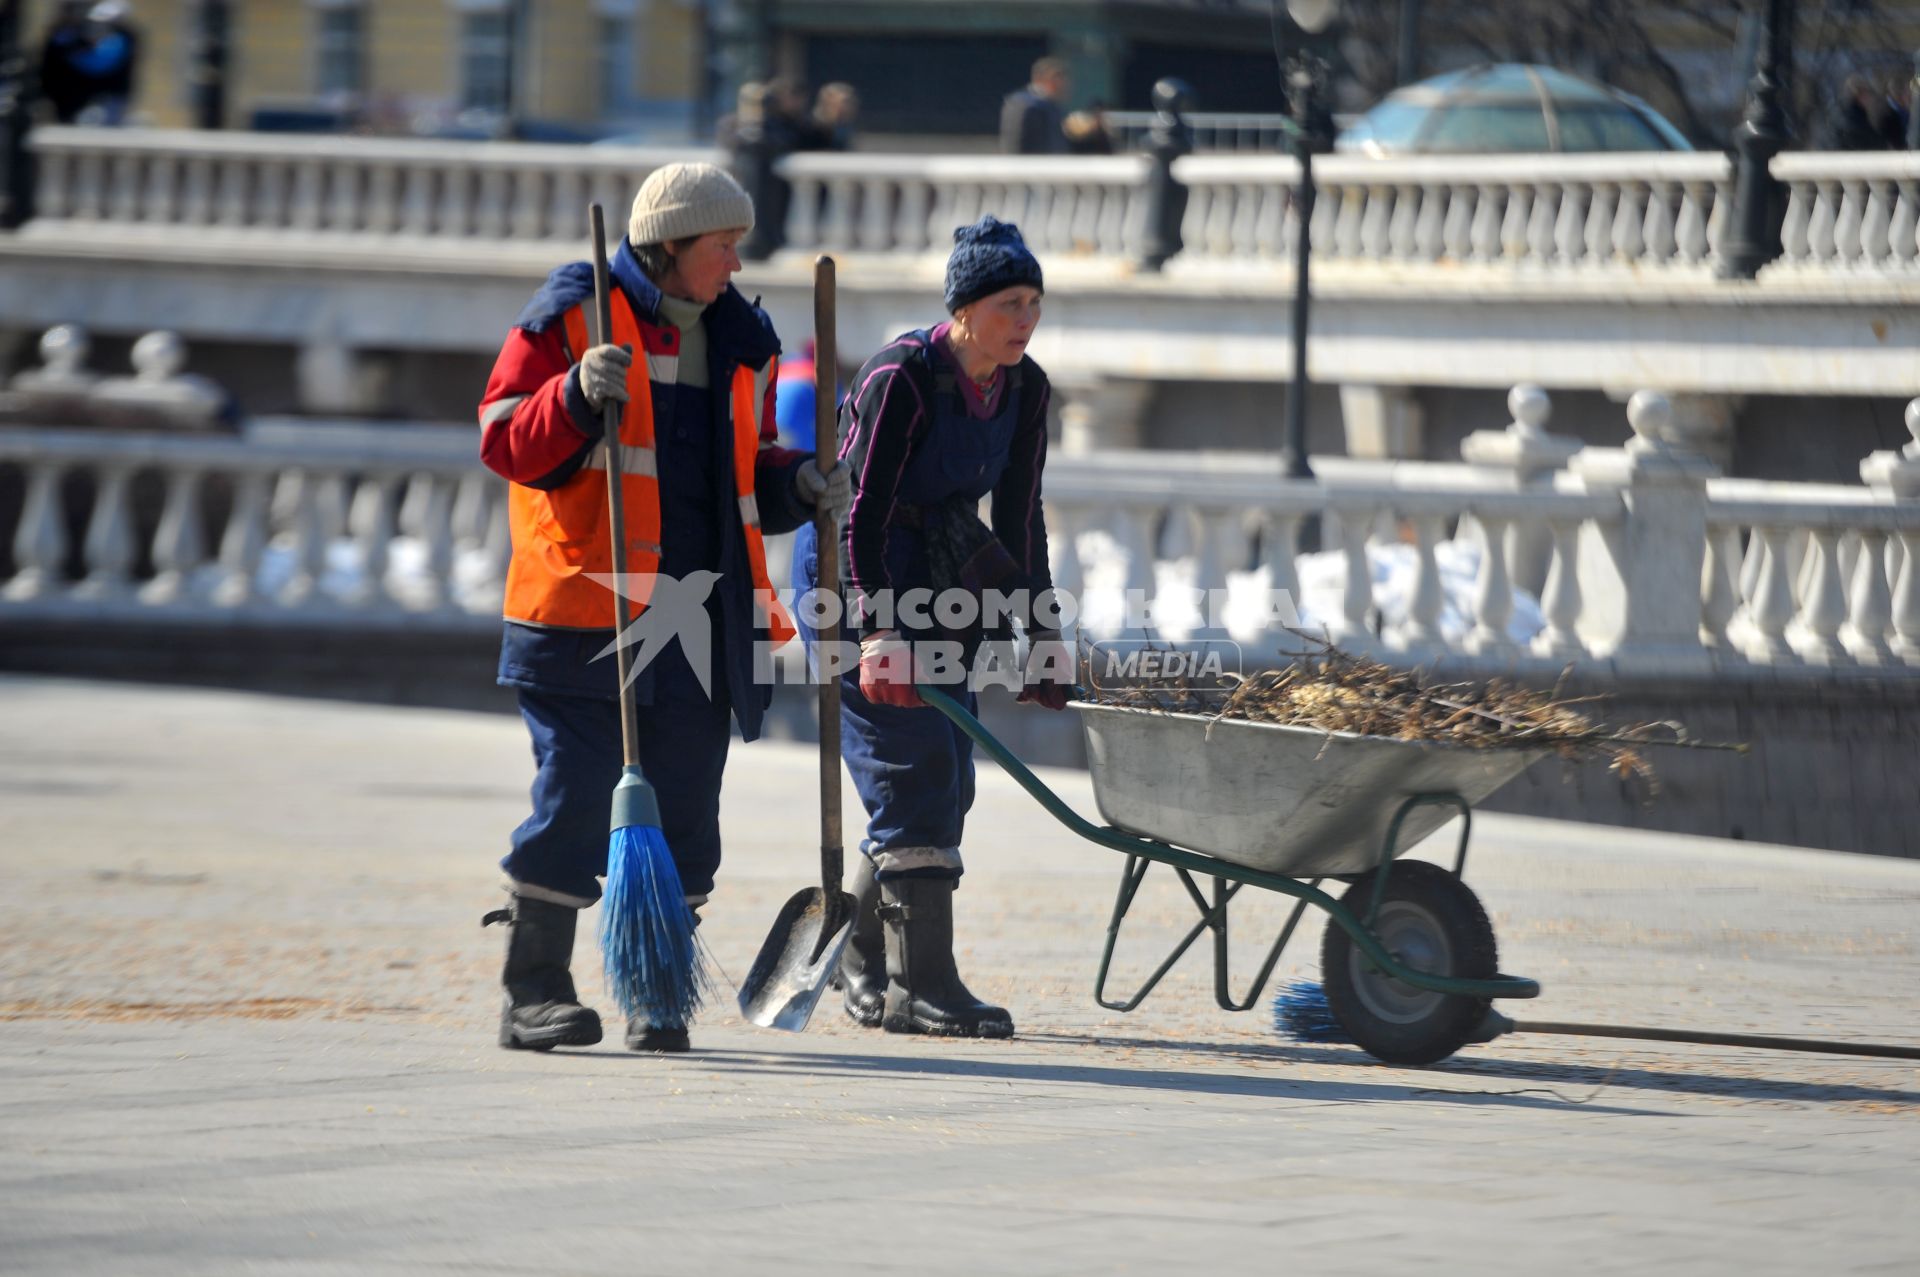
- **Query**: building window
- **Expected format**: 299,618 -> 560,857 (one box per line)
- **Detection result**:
460,10 -> 516,114
598,14 -> 639,119
314,6 -> 364,98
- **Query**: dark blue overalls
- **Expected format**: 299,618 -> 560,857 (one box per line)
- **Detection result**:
793,331 -> 1021,880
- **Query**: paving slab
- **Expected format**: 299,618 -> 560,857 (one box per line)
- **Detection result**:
0,675 -> 1916,1275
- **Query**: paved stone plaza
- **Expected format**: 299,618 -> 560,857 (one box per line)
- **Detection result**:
1,676 -> 1915,1275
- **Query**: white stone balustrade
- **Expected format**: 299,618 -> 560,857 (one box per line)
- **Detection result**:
775,152 -> 1151,259
1172,152 -> 1733,273
28,126 -> 717,242
1774,153 -> 1920,273
0,425 -> 503,627
6,397 -> 1920,679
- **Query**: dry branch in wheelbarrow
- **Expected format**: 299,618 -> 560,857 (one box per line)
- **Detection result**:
1080,634 -> 1747,789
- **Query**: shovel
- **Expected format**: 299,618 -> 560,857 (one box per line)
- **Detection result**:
737,255 -> 857,1031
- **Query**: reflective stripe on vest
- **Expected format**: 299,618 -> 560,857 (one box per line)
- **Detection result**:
500,292 -> 793,647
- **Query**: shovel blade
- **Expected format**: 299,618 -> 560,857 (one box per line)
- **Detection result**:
737,886 -> 857,1031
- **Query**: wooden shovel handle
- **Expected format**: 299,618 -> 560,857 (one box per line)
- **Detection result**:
813,256 -> 844,904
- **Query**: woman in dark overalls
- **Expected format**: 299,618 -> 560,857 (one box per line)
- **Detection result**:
793,217 -> 1074,1038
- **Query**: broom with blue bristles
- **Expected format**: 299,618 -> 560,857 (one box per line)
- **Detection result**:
587,202 -> 708,1031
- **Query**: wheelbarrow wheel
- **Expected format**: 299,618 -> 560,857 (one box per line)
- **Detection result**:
1320,860 -> 1497,1066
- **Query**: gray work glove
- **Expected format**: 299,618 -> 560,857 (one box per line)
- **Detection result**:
577,343 -> 632,409
795,458 -> 853,525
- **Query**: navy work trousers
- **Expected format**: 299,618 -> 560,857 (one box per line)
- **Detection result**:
502,669 -> 733,904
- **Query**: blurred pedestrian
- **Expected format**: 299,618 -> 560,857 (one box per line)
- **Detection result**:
1000,56 -> 1070,155
39,0 -> 139,125
805,81 -> 860,152
728,80 -> 799,259
1822,74 -> 1895,151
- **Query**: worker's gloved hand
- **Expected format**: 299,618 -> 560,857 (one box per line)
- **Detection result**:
577,343 -> 633,410
859,629 -> 924,709
795,458 -> 853,525
1016,631 -> 1075,711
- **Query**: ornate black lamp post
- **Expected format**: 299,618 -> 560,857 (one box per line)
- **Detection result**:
1272,0 -> 1340,482
188,0 -> 231,130
1718,0 -> 1797,280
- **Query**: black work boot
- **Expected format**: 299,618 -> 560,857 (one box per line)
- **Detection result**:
625,899 -> 701,1054
880,877 -> 1014,1039
835,857 -> 885,1028
488,895 -> 603,1052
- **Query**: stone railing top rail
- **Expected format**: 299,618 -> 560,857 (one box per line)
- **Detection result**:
776,151 -> 1150,183
1173,150 -> 1733,186
0,424 -> 480,473
27,125 -> 720,171
1770,151 -> 1920,181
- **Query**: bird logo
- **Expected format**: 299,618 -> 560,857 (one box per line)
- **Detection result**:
586,570 -> 724,697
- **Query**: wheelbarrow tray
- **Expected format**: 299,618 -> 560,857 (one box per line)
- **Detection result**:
1072,702 -> 1548,877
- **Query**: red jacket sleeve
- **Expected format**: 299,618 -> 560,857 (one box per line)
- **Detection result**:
478,325 -> 601,489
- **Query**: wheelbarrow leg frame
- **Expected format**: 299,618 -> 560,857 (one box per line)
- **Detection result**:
917,686 -> 1540,1009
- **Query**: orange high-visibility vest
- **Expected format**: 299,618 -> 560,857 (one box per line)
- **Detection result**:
501,291 -> 795,645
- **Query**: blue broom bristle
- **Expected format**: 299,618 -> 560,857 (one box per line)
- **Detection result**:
599,824 -> 710,1028
1271,979 -> 1350,1042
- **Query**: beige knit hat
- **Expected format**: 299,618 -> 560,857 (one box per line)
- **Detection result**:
627,162 -> 755,246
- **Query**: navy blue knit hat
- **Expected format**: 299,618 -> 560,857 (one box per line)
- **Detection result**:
944,215 -> 1044,313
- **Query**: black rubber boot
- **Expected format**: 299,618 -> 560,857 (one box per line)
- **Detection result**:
835,857 -> 885,1028
625,901 -> 700,1054
488,895 -> 603,1052
880,877 -> 1014,1039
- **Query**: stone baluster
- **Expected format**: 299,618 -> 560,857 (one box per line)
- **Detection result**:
1192,507 -> 1247,639
1699,525 -> 1743,650
1525,184 -> 1558,264
3,463 -> 68,602
71,148 -> 105,219
1839,529 -> 1895,664
1706,179 -> 1733,262
1464,513 -> 1516,654
37,147 -> 71,218
1778,180 -> 1813,264
69,465 -> 136,600
1786,526 -> 1850,663
472,486 -> 513,613
1044,502 -> 1087,637
1890,179 -> 1919,270
1553,182 -> 1589,265
949,184 -> 983,238
289,158 -> 324,232
1253,183 -> 1286,257
1333,184 -> 1368,260
255,159 -> 289,229
107,151 -> 142,222
1442,184 -> 1476,262
1329,505 -> 1374,642
1605,183 -> 1641,264
435,166 -> 469,237
784,174 -> 821,249
214,157 -> 249,227
141,469 -> 206,606
893,178 -> 932,253
140,151 -> 175,224
510,170 -> 547,240
1833,179 -> 1867,266
1583,182 -> 1618,264
1195,184 -> 1228,255
360,162 -> 397,235
1232,183 -> 1263,256
1740,524 -> 1797,662
1641,180 -> 1676,264
1385,184 -> 1420,259
853,178 -> 890,251
1413,184 -> 1447,261
1858,179 -> 1893,267
1096,185 -> 1128,255
343,474 -> 398,609
179,155 -> 213,225
213,471 -> 271,608
450,471 -> 493,553
821,178 -> 857,249
417,472 -> 459,611
1807,180 -> 1840,263
1676,181 -> 1712,264
1532,516 -> 1586,658
1308,179 -> 1340,254
1401,513 -> 1446,648
474,169 -> 509,239
1264,511 -> 1304,631
1892,530 -> 1920,664
1480,184 -> 1516,262
402,163 -> 437,236
274,472 -> 331,606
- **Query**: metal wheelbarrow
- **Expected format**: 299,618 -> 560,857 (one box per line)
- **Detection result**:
918,686 -> 1546,1065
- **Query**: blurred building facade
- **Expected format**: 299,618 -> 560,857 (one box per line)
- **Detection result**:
19,0 -> 703,137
